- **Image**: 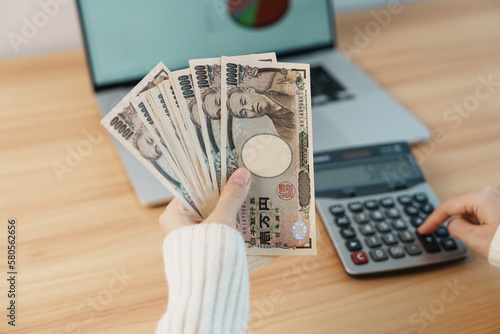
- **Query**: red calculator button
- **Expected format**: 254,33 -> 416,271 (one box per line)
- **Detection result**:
351,251 -> 369,265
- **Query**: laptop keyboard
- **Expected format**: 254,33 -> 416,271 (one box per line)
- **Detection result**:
310,66 -> 353,105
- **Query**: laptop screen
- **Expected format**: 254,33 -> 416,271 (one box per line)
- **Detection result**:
77,0 -> 333,89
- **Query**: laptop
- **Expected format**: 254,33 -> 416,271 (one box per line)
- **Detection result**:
77,0 -> 430,206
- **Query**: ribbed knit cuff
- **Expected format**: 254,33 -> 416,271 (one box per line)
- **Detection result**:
488,225 -> 500,268
156,223 -> 249,334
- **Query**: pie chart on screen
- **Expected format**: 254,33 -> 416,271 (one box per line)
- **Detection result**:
228,0 -> 289,28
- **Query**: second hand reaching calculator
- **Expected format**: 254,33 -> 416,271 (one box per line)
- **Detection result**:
314,142 -> 468,276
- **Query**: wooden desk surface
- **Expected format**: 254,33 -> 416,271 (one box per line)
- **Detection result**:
1,0 -> 500,332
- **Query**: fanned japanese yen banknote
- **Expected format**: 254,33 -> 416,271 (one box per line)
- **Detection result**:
100,63 -> 207,215
221,56 -> 316,255
189,53 -> 277,191
101,54 -> 316,256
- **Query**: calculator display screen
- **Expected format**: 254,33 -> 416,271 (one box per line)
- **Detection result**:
315,157 -> 417,191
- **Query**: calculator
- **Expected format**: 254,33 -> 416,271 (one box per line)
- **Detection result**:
314,142 -> 468,276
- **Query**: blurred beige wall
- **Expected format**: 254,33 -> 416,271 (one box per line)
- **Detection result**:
0,0 -> 82,59
0,0 -> 424,60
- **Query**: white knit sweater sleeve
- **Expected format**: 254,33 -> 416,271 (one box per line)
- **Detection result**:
488,225 -> 500,268
156,223 -> 249,334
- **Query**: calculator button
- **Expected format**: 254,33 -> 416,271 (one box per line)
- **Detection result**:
386,208 -> 401,219
441,238 -> 457,250
389,245 -> 406,258
420,203 -> 434,214
370,248 -> 389,261
351,251 -> 369,265
365,235 -> 382,248
399,231 -> 415,243
348,202 -> 363,213
376,221 -> 392,233
404,206 -> 420,216
340,227 -> 356,239
329,204 -> 345,216
417,234 -> 441,253
370,210 -> 385,221
335,216 -> 351,227
354,213 -> 369,224
435,226 -> 450,238
359,224 -> 376,236
380,197 -> 395,208
364,200 -> 379,210
398,195 -> 413,206
346,239 -> 363,251
405,244 -> 422,256
414,193 -> 428,203
392,219 -> 408,230
382,233 -> 398,245
410,216 -> 425,227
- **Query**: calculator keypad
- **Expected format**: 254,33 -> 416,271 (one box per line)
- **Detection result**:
327,192 -> 461,267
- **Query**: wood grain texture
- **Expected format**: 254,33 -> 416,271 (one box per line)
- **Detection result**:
1,0 -> 500,332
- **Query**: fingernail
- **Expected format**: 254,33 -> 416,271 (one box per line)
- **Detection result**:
231,168 -> 251,186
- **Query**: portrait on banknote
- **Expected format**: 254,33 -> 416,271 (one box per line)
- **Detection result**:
195,87 -> 222,154
121,105 -> 181,189
226,69 -> 296,141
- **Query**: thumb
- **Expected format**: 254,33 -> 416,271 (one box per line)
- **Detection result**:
205,168 -> 252,225
447,217 -> 495,258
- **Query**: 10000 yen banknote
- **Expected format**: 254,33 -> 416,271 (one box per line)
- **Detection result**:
171,69 -> 219,208
189,53 -> 277,192
100,63 -> 201,215
221,56 -> 316,255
